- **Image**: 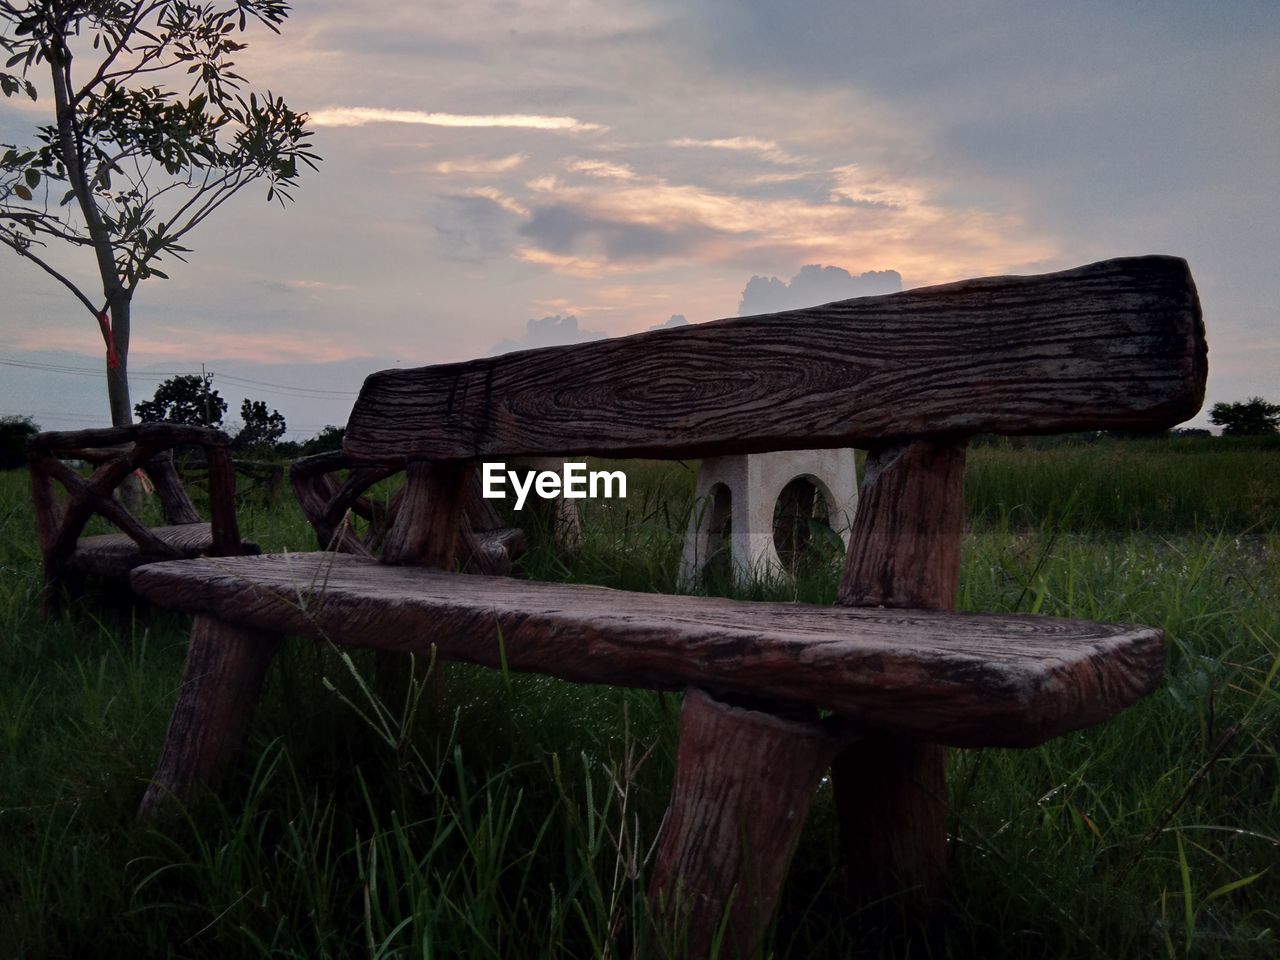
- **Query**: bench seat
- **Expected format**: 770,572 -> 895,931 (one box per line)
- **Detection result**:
70,523 -> 261,579
131,552 -> 1163,749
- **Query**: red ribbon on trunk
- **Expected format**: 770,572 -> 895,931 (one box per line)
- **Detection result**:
97,308 -> 121,370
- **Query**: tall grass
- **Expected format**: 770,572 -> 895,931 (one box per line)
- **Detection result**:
966,436 -> 1280,533
1,438 -> 1277,957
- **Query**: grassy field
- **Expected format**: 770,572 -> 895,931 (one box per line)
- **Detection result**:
0,438 -> 1277,958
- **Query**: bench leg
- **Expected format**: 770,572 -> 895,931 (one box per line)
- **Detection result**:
138,614 -> 281,818
39,566 -> 83,617
649,688 -> 846,958
831,735 -> 947,908
832,438 -> 964,910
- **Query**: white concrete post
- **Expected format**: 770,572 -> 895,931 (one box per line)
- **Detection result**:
679,449 -> 859,587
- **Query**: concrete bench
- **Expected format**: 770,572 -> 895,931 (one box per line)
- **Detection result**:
132,255 -> 1206,956
27,423 -> 259,611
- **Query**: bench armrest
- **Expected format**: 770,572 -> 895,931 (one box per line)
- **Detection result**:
289,452 -> 522,573
28,423 -> 244,567
289,451 -> 402,556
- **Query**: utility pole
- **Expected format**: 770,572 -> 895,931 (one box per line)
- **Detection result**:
201,363 -> 212,427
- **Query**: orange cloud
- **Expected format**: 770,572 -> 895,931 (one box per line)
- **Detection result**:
311,107 -> 606,132
516,162 -> 1057,285
669,136 -> 808,166
429,153 -> 528,175
565,158 -> 640,180
461,187 -> 529,216
14,326 -> 369,365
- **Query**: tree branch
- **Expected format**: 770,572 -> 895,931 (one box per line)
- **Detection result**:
49,40 -> 125,303
0,212 -> 93,246
1,232 -> 98,314
102,58 -> 185,82
71,0 -> 169,107
160,166 -> 235,233
168,169 -> 253,239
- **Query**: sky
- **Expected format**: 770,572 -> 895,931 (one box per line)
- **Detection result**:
2,0 -> 1277,437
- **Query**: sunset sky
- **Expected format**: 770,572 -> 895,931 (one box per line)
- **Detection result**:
2,0 -> 1277,436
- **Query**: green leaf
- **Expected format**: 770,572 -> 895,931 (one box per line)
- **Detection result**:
24,168 -> 38,188
1203,869 -> 1268,904
60,189 -> 75,206
13,184 -> 31,200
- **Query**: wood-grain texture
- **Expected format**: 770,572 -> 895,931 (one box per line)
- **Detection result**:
27,423 -> 253,608
68,523 -> 261,578
138,614 -> 282,817
345,257 -> 1205,460
289,453 -> 523,574
649,689 -> 852,957
832,439 -> 967,905
130,553 -> 1165,748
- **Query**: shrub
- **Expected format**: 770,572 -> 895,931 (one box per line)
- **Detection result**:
0,415 -> 38,470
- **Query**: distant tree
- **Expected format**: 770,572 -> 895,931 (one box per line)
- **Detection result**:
1,1 -> 319,427
232,398 -> 285,451
300,424 -> 344,456
1171,427 -> 1212,439
134,373 -> 225,426
1209,397 -> 1280,436
0,414 -> 39,469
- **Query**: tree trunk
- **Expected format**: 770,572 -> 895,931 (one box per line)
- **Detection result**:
50,47 -> 133,431
104,285 -> 138,512
106,293 -> 133,427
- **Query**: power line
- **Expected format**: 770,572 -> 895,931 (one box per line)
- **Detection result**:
0,357 -> 361,397
210,372 -> 360,398
0,410 -> 112,425
1,358 -> 205,379
2,409 -> 339,439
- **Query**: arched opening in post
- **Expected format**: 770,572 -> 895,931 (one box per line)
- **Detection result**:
772,475 -> 840,576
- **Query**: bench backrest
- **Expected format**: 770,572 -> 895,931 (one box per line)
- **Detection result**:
344,256 -> 1205,462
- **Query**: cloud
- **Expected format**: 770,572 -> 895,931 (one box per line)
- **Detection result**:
738,265 -> 903,316
565,158 -> 639,180
490,315 -> 607,355
431,191 -> 526,261
510,165 -> 1055,283
256,278 -> 357,294
669,136 -> 807,165
519,203 -> 718,267
310,107 -> 606,132
828,163 -> 928,209
430,153 -> 528,174
649,313 -> 689,330
459,187 -> 529,217
12,325 -> 367,365
514,247 -> 620,278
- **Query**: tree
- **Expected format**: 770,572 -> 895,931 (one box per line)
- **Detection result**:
232,397 -> 284,451
300,424 -> 344,456
1,1 -> 319,427
0,414 -> 39,469
1208,397 -> 1280,436
134,372 -> 225,426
